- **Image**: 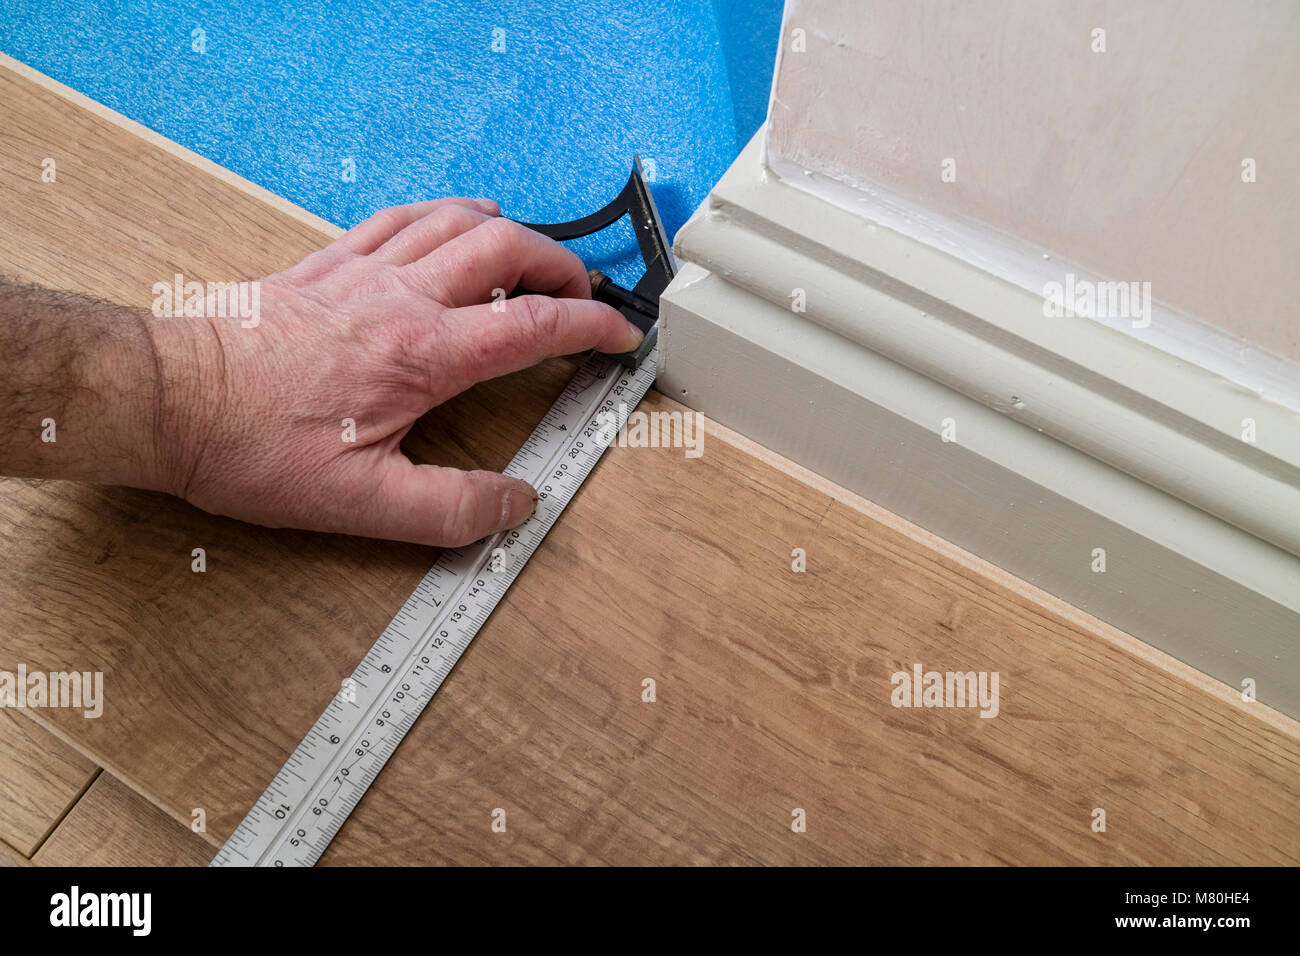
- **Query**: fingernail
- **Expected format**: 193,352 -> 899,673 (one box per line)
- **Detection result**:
474,197 -> 500,215
623,321 -> 645,351
496,484 -> 537,532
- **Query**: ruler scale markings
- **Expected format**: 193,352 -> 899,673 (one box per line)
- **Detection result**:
213,348 -> 655,866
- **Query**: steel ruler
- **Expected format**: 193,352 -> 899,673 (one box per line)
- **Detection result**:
212,346 -> 657,866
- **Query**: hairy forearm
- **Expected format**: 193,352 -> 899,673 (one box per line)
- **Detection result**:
0,278 -> 167,489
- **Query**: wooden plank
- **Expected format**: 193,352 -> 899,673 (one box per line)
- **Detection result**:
0,52 -> 581,849
0,838 -> 30,867
1,56 -> 1298,865
34,774 -> 212,867
0,710 -> 98,857
316,416 -> 1300,865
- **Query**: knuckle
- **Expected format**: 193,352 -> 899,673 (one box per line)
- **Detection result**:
517,295 -> 564,340
481,215 -> 524,255
318,262 -> 413,314
439,480 -> 481,546
429,203 -> 480,233
367,206 -> 404,234
276,246 -> 351,284
555,241 -> 584,273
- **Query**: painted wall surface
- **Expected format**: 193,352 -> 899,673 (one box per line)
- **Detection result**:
766,0 -> 1300,363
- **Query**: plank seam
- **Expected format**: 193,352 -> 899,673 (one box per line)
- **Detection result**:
28,766 -> 102,863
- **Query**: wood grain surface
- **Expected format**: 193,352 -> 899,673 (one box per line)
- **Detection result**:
0,710 -> 97,857
34,773 -> 212,867
0,838 -> 30,867
1,55 -> 1297,865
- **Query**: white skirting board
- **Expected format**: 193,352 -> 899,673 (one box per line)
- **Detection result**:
659,135 -> 1300,719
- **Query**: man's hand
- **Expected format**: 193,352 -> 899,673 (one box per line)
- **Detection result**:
1,197 -> 643,547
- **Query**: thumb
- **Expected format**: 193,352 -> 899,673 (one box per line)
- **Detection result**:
367,460 -> 537,547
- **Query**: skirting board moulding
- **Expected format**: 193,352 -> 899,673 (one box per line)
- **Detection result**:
658,131 -> 1300,719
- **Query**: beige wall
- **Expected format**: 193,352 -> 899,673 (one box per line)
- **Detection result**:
766,0 -> 1300,362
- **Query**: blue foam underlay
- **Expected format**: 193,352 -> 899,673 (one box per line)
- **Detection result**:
1,0 -> 783,287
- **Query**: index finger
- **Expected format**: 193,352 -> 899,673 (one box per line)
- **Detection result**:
400,217 -> 592,306
431,295 -> 644,393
